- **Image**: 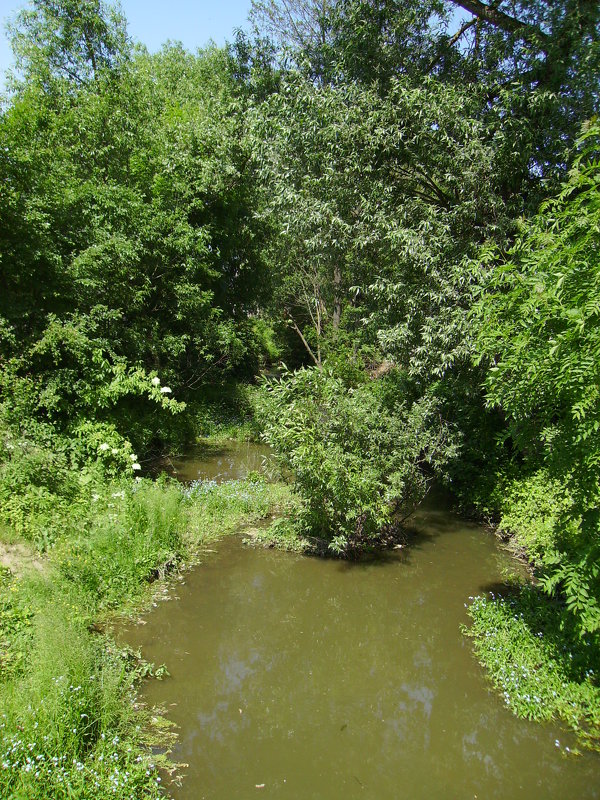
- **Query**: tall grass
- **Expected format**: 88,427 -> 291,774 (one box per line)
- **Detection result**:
55,480 -> 186,613
0,466 -> 290,798
1,611 -> 166,800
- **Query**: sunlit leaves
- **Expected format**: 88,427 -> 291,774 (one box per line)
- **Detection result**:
474,122 -> 600,632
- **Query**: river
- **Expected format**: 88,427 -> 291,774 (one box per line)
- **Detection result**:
125,442 -> 599,799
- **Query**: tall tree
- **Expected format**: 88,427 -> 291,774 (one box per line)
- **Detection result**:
473,121 -> 600,632
1,2 -> 269,447
8,0 -> 130,90
249,0 -> 335,53
252,70 -> 507,370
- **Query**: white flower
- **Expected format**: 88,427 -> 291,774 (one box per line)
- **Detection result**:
130,454 -> 138,461
151,376 -> 161,386
99,443 -> 110,451
111,448 -> 119,455
131,463 -> 141,471
160,386 -> 172,394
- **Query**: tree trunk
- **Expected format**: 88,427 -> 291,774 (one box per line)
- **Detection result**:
332,265 -> 342,329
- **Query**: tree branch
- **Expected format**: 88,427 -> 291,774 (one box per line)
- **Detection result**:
448,0 -> 550,47
285,309 -> 322,368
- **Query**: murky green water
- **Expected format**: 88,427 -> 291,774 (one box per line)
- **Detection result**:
153,440 -> 272,484
125,498 -> 600,799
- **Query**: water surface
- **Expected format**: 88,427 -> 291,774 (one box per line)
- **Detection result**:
153,440 -> 272,484
125,503 -> 600,799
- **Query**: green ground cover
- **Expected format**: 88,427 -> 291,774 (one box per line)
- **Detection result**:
466,585 -> 600,752
0,452 -> 289,800
1,0 -> 599,778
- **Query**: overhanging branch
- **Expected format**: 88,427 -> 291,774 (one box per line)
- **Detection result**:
448,0 -> 550,48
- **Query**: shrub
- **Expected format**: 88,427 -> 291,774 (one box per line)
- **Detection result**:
256,365 -> 459,554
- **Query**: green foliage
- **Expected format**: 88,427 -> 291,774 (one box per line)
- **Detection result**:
1,9 -> 271,458
1,0 -> 599,765
475,122 -> 600,485
9,0 -> 130,90
188,381 -> 262,440
251,69 -> 507,372
55,480 -> 185,611
257,364 -> 459,553
0,417 -> 146,550
498,471 -> 580,563
243,515 -> 309,553
466,586 -> 600,751
0,454 -> 288,800
0,568 -> 33,680
279,0 -> 600,202
184,477 -> 291,528
0,612 -> 167,800
474,122 -> 600,632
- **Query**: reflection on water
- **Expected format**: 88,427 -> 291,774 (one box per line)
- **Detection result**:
154,440 -> 273,484
124,506 -> 600,799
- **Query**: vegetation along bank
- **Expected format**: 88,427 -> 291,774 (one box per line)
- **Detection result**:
1,0 -> 599,796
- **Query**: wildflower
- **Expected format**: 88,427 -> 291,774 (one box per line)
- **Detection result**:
151,376 -> 161,386
160,386 -> 172,394
99,443 -> 110,451
111,448 -> 119,455
130,454 -> 138,461
132,463 -> 141,471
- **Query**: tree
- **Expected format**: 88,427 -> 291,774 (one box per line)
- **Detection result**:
8,0 -> 130,90
1,4 -> 270,451
252,69 -> 507,373
319,0 -> 599,202
473,121 -> 600,632
257,365 -> 458,553
249,0 -> 335,55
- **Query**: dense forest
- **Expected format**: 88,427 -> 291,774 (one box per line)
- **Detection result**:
0,0 -> 599,797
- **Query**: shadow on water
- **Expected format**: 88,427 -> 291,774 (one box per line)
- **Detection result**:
122,452 -> 600,800
183,441 -> 230,459
477,579 -> 524,599
152,439 -> 272,484
334,529 -> 439,572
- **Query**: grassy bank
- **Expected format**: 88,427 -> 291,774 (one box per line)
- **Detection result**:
0,460 -> 290,799
465,585 -> 600,753
455,456 -> 600,752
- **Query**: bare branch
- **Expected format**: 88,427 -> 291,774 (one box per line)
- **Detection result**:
285,310 -> 322,368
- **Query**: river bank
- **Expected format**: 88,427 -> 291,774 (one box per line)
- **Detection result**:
0,439 -> 290,800
1,433 -> 599,800
123,501 -> 600,800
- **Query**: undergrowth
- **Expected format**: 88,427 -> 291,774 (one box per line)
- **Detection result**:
0,440 -> 289,799
465,584 -> 600,752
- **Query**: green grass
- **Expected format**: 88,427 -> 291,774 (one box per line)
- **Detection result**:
243,515 -> 309,553
0,611 -> 169,800
465,584 -> 600,752
0,466 -> 290,799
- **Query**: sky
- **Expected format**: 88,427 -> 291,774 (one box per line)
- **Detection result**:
0,0 -> 254,89
0,0 -> 470,91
